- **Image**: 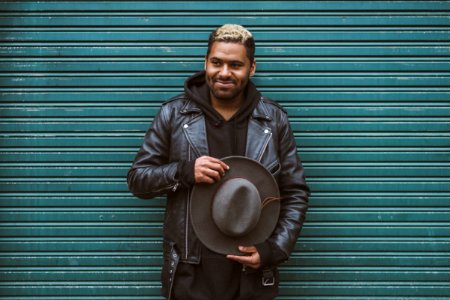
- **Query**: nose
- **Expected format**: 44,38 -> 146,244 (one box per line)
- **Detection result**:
218,65 -> 231,78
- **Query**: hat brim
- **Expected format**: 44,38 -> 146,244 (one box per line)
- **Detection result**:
190,156 -> 280,255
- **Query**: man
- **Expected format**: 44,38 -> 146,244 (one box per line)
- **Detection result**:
128,24 -> 310,300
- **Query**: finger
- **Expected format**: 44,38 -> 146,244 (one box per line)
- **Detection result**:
201,156 -> 229,169
226,254 -> 260,269
206,160 -> 229,175
238,246 -> 257,254
195,157 -> 222,183
196,168 -> 219,184
204,167 -> 221,181
226,254 -> 251,264
217,160 -> 230,171
197,175 -> 216,184
196,157 -> 227,177
227,246 -> 261,267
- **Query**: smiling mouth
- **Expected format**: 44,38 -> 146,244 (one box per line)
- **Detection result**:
215,80 -> 235,87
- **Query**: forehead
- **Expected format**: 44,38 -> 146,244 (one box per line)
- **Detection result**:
207,42 -> 248,62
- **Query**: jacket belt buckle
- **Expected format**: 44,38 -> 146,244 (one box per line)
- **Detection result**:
262,269 -> 275,286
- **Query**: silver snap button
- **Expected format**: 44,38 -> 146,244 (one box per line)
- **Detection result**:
183,124 -> 188,129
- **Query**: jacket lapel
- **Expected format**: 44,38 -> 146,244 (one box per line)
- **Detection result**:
245,99 -> 273,162
181,100 -> 209,158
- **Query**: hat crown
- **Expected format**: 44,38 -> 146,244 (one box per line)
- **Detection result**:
211,178 -> 261,237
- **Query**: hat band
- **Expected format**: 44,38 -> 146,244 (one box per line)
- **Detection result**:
261,197 -> 281,208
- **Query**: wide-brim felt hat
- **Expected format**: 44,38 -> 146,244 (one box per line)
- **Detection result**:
190,156 -> 280,255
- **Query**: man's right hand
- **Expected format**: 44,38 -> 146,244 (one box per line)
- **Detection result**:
194,156 -> 229,184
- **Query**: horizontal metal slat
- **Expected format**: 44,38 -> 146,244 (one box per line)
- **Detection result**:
3,30 -> 450,42
3,60 -> 450,72
1,1 -> 449,11
2,91 -> 449,103
1,253 -> 449,267
280,270 -> 450,282
278,284 -> 450,297
2,135 -> 449,148
2,105 -> 449,117
1,224 -> 449,238
2,74 -> 449,87
0,270 -> 159,282
0,284 -> 159,297
2,120 -> 450,132
2,14 -> 450,27
2,164 -> 450,177
305,194 -> 450,207
1,209 -> 449,222
0,237 -> 448,252
1,180 -> 449,192
1,194 -> 448,208
1,269 -> 450,283
2,44 -> 449,57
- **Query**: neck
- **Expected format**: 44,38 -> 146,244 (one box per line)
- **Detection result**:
210,93 -> 245,121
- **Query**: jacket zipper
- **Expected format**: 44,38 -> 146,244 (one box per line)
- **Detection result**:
150,182 -> 179,195
184,145 -> 192,260
257,129 -> 272,162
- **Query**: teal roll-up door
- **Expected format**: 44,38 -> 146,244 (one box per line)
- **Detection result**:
1,1 -> 449,299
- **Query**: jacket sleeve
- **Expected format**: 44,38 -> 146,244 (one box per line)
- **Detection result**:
267,110 -> 310,265
127,105 -> 181,199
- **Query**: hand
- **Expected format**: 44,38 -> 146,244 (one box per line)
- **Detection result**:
226,246 -> 261,269
194,156 -> 229,184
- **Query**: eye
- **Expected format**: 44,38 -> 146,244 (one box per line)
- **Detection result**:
211,59 -> 221,66
231,62 -> 243,69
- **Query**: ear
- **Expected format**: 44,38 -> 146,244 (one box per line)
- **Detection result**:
204,56 -> 208,70
249,60 -> 256,77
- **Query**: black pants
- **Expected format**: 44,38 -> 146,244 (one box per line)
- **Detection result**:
172,246 -> 279,300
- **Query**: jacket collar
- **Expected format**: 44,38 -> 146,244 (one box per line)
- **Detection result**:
180,97 -> 202,115
251,97 -> 273,122
181,95 -> 273,121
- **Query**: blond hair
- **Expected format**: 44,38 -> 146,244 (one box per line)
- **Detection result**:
214,24 -> 253,44
207,24 -> 256,62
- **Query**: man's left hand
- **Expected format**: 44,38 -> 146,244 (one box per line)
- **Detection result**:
226,246 -> 261,269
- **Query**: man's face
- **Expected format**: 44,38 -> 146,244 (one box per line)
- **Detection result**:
205,42 -> 256,102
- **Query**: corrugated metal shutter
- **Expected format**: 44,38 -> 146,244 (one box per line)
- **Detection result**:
1,1 -> 449,299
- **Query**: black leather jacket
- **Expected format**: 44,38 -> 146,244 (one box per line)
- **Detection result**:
127,93 -> 309,296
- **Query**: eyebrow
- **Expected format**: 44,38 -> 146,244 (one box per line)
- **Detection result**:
209,57 -> 245,65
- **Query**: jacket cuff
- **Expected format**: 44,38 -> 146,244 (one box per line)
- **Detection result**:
255,241 -> 273,268
256,240 -> 290,268
176,160 -> 196,187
